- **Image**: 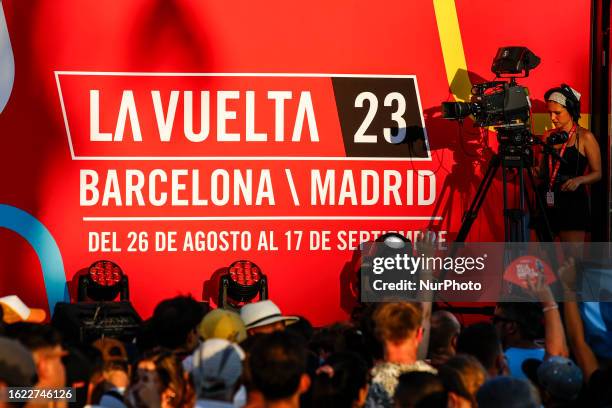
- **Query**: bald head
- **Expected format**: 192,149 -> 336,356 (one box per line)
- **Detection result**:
429,311 -> 460,356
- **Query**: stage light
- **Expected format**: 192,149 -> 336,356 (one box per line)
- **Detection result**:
218,260 -> 268,309
89,260 -> 122,287
52,301 -> 142,345
55,260 -> 140,345
376,232 -> 411,249
77,260 -> 129,302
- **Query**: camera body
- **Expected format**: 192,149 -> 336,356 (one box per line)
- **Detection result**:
441,46 -> 541,151
441,81 -> 531,128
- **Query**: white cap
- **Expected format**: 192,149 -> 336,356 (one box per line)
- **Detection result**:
0,295 -> 46,324
191,339 -> 245,397
240,300 -> 298,330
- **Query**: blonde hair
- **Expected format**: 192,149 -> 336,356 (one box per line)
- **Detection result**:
373,302 -> 422,342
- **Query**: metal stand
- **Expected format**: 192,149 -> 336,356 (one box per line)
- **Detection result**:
455,129 -> 554,243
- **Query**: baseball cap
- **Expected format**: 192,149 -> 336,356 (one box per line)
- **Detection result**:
198,308 -> 247,343
240,300 -> 298,330
0,336 -> 37,387
523,356 -> 582,401
190,338 -> 245,396
92,337 -> 128,362
0,295 -> 46,324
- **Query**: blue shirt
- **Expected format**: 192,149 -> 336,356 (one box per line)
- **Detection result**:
505,347 -> 545,379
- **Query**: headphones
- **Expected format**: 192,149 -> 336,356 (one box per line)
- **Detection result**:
544,83 -> 581,122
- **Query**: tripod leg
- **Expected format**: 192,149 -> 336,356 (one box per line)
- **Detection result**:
455,155 -> 501,242
504,159 -> 529,242
525,170 -> 554,242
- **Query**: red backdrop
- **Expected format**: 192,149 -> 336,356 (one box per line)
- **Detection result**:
0,0 -> 592,325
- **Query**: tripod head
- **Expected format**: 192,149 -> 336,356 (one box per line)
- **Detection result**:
493,125 -> 567,168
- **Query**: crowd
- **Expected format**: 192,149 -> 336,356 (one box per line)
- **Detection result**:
0,250 -> 611,408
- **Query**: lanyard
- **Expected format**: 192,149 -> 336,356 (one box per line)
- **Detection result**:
548,124 -> 577,191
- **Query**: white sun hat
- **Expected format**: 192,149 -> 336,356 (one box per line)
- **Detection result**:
239,300 -> 298,330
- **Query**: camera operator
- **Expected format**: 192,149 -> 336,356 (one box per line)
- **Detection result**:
534,84 -> 601,242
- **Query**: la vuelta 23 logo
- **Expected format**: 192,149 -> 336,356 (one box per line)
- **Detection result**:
0,0 -> 470,313
0,3 -> 67,313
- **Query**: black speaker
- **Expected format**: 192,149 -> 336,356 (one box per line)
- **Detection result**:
52,302 -> 142,345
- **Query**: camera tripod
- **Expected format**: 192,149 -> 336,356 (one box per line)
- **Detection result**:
455,128 -> 557,242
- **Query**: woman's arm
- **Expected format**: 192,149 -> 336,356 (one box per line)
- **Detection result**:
528,272 -> 569,357
561,129 -> 601,191
560,258 -> 599,382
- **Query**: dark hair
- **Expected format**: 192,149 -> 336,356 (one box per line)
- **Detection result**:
394,371 -> 445,408
285,315 -> 314,342
545,83 -> 581,122
131,348 -> 193,408
438,354 -> 486,404
63,346 -> 96,407
4,322 -> 62,351
456,322 -> 502,372
310,323 -> 373,368
248,331 -> 307,401
151,295 -> 207,350
311,352 -> 368,408
374,302 -> 422,342
496,303 -> 543,341
477,376 -> 540,408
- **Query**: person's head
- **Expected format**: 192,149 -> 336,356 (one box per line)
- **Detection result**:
310,323 -> 374,368
522,356 -> 583,404
493,303 -> 543,347
190,338 -> 245,402
0,337 -> 37,408
91,337 -> 131,392
151,295 -> 207,353
93,337 -> 129,363
62,345 -> 96,408
4,323 -> 66,388
394,371 -> 445,408
285,315 -> 314,343
240,300 -> 298,336
0,336 -> 38,408
248,331 -> 310,405
198,308 -> 247,343
428,310 -> 461,365
374,302 -> 423,363
476,376 -> 540,408
126,348 -> 193,408
312,352 -> 369,408
439,354 -> 487,407
456,322 -> 507,378
545,84 -> 581,129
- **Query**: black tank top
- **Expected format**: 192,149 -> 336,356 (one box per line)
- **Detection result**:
551,131 -> 588,189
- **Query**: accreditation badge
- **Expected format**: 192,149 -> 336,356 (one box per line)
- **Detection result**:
546,191 -> 555,207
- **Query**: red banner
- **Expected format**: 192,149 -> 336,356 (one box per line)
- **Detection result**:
0,0 -> 592,325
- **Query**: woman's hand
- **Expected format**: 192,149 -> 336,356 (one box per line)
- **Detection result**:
525,267 -> 554,305
559,257 -> 577,292
560,176 -> 583,191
